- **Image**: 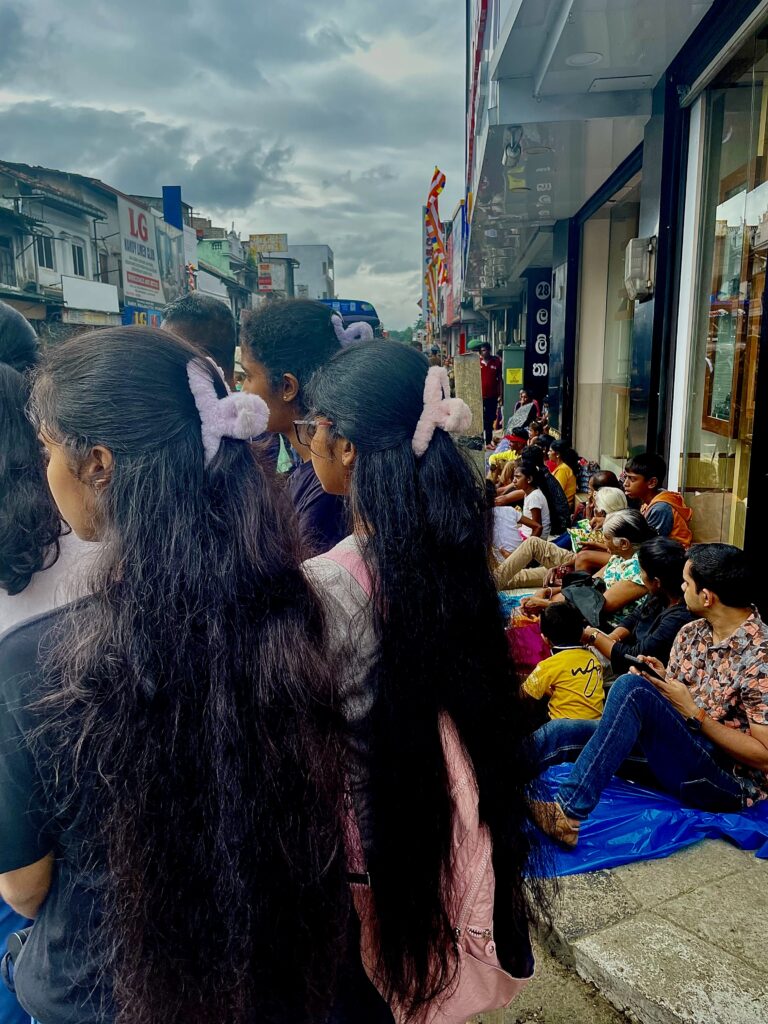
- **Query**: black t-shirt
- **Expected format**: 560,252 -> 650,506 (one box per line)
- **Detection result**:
0,609 -> 109,1024
286,459 -> 348,558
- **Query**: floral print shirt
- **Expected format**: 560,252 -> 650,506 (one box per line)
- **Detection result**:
603,553 -> 645,627
668,612 -> 768,804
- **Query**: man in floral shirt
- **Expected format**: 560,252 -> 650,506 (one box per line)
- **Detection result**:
532,543 -> 768,846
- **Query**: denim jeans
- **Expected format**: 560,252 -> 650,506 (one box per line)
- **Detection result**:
533,674 -> 745,820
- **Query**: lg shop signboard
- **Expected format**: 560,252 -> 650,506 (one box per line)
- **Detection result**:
118,198 -> 162,306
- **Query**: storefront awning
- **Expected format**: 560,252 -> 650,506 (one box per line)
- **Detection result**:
466,0 -> 714,297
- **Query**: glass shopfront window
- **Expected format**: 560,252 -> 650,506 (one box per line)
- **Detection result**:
575,173 -> 641,474
682,32 -> 768,546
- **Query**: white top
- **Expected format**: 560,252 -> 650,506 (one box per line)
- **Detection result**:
493,507 -> 524,554
521,489 -> 550,540
0,529 -> 99,637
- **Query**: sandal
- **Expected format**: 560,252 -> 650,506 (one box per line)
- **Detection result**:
531,800 -> 580,848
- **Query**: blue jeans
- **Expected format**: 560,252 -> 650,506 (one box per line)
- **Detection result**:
533,674 -> 745,820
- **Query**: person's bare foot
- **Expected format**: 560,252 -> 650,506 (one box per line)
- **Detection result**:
531,800 -> 580,848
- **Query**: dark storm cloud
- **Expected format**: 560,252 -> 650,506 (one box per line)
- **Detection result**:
0,102 -> 293,212
0,5 -> 27,74
0,0 -> 464,327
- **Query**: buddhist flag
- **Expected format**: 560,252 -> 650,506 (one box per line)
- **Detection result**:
428,166 -> 446,204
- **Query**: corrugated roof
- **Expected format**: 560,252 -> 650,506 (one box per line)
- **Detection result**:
0,162 -> 110,218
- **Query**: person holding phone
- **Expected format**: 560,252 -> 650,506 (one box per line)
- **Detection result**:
583,537 -> 695,675
531,543 -> 768,847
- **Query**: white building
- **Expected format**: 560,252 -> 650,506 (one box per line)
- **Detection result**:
287,244 -> 334,300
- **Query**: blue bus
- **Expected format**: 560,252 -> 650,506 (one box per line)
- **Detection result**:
318,298 -> 382,335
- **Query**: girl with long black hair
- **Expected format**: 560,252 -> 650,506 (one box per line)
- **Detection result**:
0,326 -> 349,1024
0,363 -> 98,633
303,341 -> 541,1020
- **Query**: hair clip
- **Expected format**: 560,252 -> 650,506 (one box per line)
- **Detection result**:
331,313 -> 374,347
412,366 -> 472,458
187,358 -> 269,466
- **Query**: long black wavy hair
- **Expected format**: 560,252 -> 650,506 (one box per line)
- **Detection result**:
307,341 -> 542,1017
29,327 -> 349,1024
0,362 -> 62,595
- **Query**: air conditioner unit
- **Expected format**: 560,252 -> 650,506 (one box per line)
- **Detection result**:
22,280 -> 40,294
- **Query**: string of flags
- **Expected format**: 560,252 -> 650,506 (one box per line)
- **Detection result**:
424,167 -> 448,325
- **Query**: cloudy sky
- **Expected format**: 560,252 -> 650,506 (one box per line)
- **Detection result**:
0,0 -> 465,328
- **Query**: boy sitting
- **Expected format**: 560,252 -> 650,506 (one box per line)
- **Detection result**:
624,453 -> 693,547
522,604 -> 604,721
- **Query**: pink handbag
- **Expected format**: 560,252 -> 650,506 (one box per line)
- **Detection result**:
322,542 -> 533,1023
506,611 -> 549,681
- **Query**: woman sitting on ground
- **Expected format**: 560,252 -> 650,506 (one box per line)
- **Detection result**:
584,537 -> 695,674
573,469 -> 621,524
521,510 -> 655,627
548,441 -> 579,512
497,447 -> 571,538
494,486 -> 627,591
511,460 -> 551,539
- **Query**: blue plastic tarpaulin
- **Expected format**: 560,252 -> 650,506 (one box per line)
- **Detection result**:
537,764 -> 768,877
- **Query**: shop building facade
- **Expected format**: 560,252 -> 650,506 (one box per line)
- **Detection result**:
463,0 -> 768,556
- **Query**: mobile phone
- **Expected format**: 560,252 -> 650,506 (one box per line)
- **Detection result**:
625,654 -> 666,682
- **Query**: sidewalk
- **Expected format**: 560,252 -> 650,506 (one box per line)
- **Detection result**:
535,839 -> 768,1024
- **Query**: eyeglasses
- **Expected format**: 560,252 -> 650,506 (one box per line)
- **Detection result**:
294,418 -> 333,448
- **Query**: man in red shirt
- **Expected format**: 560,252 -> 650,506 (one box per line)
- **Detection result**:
478,343 -> 502,446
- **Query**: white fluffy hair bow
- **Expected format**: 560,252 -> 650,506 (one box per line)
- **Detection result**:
186,357 -> 270,466
411,366 -> 472,458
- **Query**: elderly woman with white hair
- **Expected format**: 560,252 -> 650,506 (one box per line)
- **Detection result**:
494,486 -> 628,591
520,510 -> 656,626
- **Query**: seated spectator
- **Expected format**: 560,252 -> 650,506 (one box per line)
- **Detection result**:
548,441 -> 579,511
520,510 -> 654,627
574,486 -> 627,544
533,544 -> 768,847
624,453 -> 693,546
488,433 -> 527,474
577,469 -> 622,523
584,537 -> 695,674
532,434 -> 557,473
511,462 -> 550,539
522,604 -> 604,722
514,387 -> 540,418
493,506 -> 538,555
525,447 -> 570,534
527,420 -> 553,449
495,487 -> 628,591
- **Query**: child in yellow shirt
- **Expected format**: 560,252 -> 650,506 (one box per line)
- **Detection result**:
522,604 -> 604,720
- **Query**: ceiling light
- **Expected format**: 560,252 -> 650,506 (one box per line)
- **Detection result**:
566,51 -> 603,67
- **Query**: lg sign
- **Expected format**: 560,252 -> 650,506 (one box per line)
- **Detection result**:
128,208 -> 149,242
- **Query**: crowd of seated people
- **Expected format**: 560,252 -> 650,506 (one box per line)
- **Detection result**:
487,439 -> 768,853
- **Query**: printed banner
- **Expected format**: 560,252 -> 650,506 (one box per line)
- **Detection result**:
118,198 -> 162,306
118,197 -> 185,306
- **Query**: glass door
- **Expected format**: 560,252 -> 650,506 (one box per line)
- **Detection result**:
682,32 -> 768,545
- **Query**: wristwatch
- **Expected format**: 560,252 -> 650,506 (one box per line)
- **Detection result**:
587,629 -> 600,645
686,707 -> 707,732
